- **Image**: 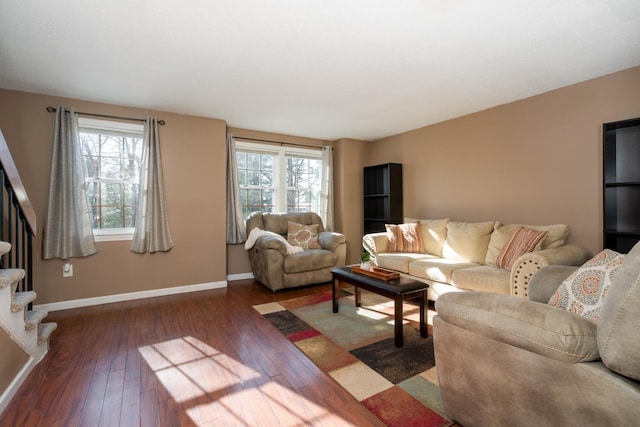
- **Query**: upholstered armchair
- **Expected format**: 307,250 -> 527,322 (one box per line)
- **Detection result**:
433,242 -> 640,426
245,212 -> 347,292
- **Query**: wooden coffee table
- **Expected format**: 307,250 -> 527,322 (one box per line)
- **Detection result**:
331,266 -> 429,347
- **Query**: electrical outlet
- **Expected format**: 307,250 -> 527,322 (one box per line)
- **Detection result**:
63,263 -> 73,277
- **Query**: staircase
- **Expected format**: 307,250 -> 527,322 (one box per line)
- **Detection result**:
0,241 -> 56,362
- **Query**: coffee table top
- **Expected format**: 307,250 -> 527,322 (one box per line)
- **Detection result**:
331,266 -> 428,295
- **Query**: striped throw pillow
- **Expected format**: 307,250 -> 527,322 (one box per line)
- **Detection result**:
385,223 -> 425,253
495,227 -> 547,271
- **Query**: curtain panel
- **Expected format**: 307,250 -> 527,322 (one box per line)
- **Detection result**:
130,118 -> 174,253
226,132 -> 247,244
43,106 -> 97,260
321,145 -> 334,231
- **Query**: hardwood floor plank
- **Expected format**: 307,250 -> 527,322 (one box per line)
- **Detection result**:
1,280 -> 388,426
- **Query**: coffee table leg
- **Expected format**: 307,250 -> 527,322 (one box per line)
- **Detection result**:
420,290 -> 428,338
355,286 -> 362,307
395,296 -> 403,347
332,277 -> 339,313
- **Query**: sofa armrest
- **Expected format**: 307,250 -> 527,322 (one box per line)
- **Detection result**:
318,232 -> 346,252
510,244 -> 591,299
253,235 -> 288,256
435,291 -> 599,363
362,232 -> 390,259
528,265 -> 578,303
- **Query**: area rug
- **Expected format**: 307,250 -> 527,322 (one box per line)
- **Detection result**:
254,288 -> 457,427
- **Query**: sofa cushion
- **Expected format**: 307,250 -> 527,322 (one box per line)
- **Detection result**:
495,227 -> 548,271
287,221 -> 321,249
548,249 -> 624,323
485,223 -> 570,264
451,265 -> 510,294
376,253 -> 435,274
283,249 -> 337,274
405,218 -> 450,256
385,223 -> 424,253
442,221 -> 495,264
435,291 -> 599,363
408,258 -> 478,283
598,241 -> 640,380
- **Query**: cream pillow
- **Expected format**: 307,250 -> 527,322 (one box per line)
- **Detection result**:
442,221 -> 495,264
485,223 -> 570,264
404,217 -> 450,256
548,249 -> 624,323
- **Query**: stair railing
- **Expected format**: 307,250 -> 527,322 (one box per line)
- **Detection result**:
0,130 -> 37,300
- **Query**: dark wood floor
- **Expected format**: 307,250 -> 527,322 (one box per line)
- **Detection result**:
1,279 -> 386,427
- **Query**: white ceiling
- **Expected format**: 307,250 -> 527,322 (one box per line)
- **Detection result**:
1,1 -> 639,141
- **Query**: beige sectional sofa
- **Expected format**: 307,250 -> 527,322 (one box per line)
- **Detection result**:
362,218 -> 590,301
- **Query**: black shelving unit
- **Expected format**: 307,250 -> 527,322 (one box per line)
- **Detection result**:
363,163 -> 402,234
603,117 -> 640,253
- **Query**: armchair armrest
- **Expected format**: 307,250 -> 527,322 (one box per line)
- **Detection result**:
253,235 -> 288,256
510,245 -> 590,299
318,232 -> 346,252
435,291 -> 599,363
362,232 -> 390,259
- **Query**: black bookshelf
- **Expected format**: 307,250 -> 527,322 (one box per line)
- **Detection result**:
363,163 -> 402,234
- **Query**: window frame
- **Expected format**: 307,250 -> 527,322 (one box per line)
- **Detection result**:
235,140 -> 323,218
78,117 -> 145,242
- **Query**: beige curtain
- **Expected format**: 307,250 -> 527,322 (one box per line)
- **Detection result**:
226,132 -> 247,243
320,145 -> 334,231
130,118 -> 174,253
43,106 -> 97,259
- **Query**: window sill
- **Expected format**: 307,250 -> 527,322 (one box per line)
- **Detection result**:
94,229 -> 134,242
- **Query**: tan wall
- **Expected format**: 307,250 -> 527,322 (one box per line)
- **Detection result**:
370,66 -> 640,255
0,329 -> 29,397
0,89 -> 227,304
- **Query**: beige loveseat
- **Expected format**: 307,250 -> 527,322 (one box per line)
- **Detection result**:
245,212 -> 347,292
433,242 -> 640,426
362,218 -> 590,301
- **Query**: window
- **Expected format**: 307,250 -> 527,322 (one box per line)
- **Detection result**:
235,141 -> 323,220
78,118 -> 144,241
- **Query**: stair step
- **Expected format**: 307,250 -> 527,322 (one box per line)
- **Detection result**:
38,322 -> 58,345
25,308 -> 48,331
0,241 -> 11,257
11,291 -> 37,313
0,268 -> 25,290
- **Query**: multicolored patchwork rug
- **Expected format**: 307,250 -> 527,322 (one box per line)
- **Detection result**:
254,288 -> 457,427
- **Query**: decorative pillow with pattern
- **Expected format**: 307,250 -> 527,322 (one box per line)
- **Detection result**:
385,223 -> 425,253
495,226 -> 548,271
548,249 -> 625,323
287,221 -> 321,249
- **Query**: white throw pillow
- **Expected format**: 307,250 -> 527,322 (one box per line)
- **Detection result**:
548,249 -> 625,323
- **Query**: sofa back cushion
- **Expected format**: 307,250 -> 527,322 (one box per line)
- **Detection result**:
442,221 -> 495,264
598,241 -> 640,380
485,223 -> 570,265
405,218 -> 450,256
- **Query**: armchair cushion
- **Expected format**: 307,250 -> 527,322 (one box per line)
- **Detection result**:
598,241 -> 640,380
436,291 -> 599,363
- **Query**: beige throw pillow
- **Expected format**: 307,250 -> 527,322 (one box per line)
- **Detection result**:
486,223 -> 570,264
442,221 -> 495,264
548,249 -> 625,323
404,218 -> 450,256
495,227 -> 548,271
287,221 -> 321,249
385,223 -> 425,253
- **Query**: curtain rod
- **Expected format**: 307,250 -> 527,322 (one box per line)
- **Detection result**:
46,106 -> 166,125
235,136 -> 330,150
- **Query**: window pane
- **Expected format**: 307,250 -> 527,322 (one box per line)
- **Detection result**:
102,183 -> 123,205
247,170 -> 260,186
236,152 -> 246,169
247,153 -> 260,169
124,206 -> 136,228
124,183 -> 138,205
101,157 -> 122,179
101,206 -> 123,228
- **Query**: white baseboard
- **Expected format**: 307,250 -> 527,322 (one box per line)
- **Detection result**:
227,272 -> 254,281
34,280 -> 228,312
0,356 -> 36,416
